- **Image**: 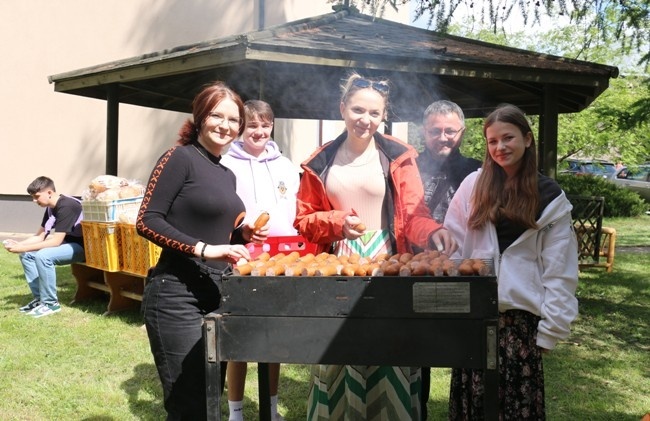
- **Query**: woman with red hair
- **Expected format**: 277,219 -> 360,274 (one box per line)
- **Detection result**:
137,81 -> 268,420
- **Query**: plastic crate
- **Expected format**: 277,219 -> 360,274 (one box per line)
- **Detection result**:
246,235 -> 317,259
81,197 -> 143,222
81,221 -> 120,272
117,223 -> 162,276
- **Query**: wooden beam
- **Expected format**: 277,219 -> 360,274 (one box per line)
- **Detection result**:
539,85 -> 559,178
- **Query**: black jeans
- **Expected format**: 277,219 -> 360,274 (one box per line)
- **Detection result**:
142,267 -> 223,420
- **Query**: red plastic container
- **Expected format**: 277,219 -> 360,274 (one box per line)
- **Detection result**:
246,235 -> 317,259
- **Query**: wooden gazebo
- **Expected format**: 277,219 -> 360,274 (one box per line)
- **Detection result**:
48,8 -> 619,176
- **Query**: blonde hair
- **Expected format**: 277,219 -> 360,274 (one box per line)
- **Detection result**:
340,72 -> 390,117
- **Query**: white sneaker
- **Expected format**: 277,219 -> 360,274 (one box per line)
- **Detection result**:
28,302 -> 61,318
19,299 -> 41,313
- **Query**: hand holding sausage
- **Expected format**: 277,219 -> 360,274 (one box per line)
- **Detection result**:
343,214 -> 366,240
243,212 -> 270,244
253,211 -> 270,231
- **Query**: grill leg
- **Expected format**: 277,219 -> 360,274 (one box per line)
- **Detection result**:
258,363 -> 272,421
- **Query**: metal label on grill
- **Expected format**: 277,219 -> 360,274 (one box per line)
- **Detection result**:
413,282 -> 470,313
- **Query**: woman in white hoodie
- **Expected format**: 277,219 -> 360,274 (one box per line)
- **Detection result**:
221,100 -> 298,421
444,104 -> 578,420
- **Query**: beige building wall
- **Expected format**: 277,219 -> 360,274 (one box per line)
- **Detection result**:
0,0 -> 408,232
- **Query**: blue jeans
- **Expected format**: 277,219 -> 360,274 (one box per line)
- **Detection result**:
19,242 -> 85,305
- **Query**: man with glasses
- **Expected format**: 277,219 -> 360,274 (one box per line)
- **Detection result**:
417,100 -> 481,224
415,100 -> 481,419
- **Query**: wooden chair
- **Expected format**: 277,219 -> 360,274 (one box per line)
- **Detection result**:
567,195 -> 617,272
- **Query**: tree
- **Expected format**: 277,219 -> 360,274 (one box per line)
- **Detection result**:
330,0 -> 649,69
332,0 -> 650,164
447,19 -> 650,165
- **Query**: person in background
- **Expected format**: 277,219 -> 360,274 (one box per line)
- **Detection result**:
3,176 -> 84,318
417,100 -> 481,223
295,72 -> 456,420
136,81 -> 269,420
444,104 -> 579,420
415,100 -> 481,419
221,99 -> 298,421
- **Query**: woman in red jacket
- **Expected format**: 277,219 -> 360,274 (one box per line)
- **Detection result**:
295,72 -> 456,420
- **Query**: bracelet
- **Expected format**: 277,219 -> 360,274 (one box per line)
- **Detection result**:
200,242 -> 208,262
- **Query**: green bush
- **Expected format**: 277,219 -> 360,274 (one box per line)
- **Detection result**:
556,174 -> 647,217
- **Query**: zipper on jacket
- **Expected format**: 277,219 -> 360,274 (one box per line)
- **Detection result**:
541,222 -> 555,233
496,254 -> 503,279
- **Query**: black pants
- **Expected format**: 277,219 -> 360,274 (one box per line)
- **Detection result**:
142,268 -> 223,420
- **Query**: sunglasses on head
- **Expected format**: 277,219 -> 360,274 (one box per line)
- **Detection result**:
352,78 -> 390,94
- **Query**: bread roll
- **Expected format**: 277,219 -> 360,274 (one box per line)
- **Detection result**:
233,263 -> 253,276
458,261 -> 474,276
315,265 -> 338,276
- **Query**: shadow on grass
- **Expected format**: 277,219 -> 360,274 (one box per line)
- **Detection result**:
221,364 -> 312,420
118,362 -> 316,420
427,396 -> 450,419
0,265 -> 82,310
543,253 -> 650,420
121,363 -> 166,420
54,264 -> 147,325
575,256 -> 649,349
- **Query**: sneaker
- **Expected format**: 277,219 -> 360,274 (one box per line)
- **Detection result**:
19,299 -> 41,313
29,302 -> 61,318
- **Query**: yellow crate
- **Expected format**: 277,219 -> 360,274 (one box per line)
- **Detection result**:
81,221 -> 120,272
117,223 -> 162,276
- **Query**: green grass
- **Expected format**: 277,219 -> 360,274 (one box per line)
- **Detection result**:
603,215 -> 650,246
0,216 -> 648,420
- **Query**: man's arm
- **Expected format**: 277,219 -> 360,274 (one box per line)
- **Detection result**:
5,230 -> 66,253
16,227 -> 47,245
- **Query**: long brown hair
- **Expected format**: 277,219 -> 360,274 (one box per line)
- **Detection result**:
468,104 -> 539,230
177,81 -> 245,145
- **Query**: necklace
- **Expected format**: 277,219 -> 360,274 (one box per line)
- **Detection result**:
193,144 -> 220,166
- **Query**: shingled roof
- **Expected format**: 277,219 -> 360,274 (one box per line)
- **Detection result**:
49,9 -> 618,122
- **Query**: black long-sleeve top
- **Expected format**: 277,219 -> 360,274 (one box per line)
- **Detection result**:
137,141 -> 246,272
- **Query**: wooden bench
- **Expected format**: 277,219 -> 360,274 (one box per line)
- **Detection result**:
70,262 -> 147,315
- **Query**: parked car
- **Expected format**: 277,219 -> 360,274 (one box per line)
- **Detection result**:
610,164 -> 650,202
561,159 -> 617,179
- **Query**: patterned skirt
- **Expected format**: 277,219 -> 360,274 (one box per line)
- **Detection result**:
308,365 -> 421,421
448,310 -> 545,421
307,230 -> 422,421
